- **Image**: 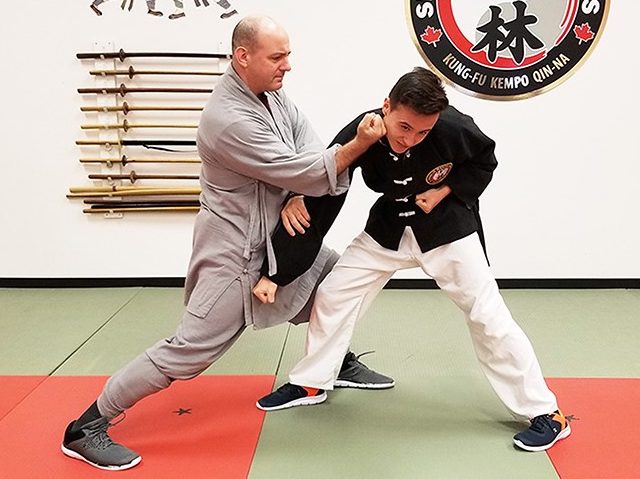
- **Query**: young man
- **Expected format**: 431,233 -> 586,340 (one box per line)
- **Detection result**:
61,16 -> 393,471
255,67 -> 571,452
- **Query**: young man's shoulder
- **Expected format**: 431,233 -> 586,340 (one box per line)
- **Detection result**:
433,105 -> 489,140
435,105 -> 473,129
428,105 -> 495,159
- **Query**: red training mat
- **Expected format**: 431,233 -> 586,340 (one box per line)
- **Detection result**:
546,377 -> 640,479
0,375 -> 275,478
0,375 -> 47,420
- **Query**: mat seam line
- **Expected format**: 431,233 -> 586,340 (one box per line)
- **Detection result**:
272,324 -> 291,379
49,288 -> 144,376
0,289 -> 143,421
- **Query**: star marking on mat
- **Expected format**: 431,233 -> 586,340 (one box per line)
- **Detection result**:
173,407 -> 192,416
565,414 -> 579,422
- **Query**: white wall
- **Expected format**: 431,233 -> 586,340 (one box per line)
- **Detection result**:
1,0 -> 637,279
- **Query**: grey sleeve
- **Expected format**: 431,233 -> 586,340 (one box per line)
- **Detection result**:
211,118 -> 349,196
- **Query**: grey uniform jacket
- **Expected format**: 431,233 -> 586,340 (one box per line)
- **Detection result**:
186,66 -> 349,329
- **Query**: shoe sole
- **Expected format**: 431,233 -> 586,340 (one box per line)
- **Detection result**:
256,391 -> 327,411
61,444 -> 142,471
334,379 -> 395,389
513,424 -> 572,452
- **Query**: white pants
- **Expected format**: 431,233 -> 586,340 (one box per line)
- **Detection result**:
289,228 -> 558,419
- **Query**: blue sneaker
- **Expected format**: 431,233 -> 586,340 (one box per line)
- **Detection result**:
257,383 -> 327,411
513,410 -> 571,451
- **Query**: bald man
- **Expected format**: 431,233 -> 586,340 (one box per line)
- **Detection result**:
61,16 -> 392,471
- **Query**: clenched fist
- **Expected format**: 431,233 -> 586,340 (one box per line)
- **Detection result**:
415,185 -> 451,214
356,112 -> 386,147
252,276 -> 278,304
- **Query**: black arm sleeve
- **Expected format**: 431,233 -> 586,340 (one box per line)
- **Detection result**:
260,117 -> 363,286
438,107 -> 498,207
260,189 -> 349,285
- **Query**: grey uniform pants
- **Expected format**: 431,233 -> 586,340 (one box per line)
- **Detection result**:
97,251 -> 339,419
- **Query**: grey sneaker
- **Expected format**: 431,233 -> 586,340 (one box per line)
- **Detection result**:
61,417 -> 141,471
335,351 -> 395,389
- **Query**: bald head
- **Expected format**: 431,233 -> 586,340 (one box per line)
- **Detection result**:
231,16 -> 292,95
232,16 -> 283,52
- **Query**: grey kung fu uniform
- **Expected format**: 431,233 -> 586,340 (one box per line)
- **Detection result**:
97,66 -> 348,419
264,105 -> 497,285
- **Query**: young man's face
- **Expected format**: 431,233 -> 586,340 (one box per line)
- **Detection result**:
244,27 -> 292,93
381,98 -> 440,154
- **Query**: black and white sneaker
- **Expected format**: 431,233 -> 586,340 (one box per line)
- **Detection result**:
61,417 -> 141,470
334,351 -> 395,389
257,383 -> 327,411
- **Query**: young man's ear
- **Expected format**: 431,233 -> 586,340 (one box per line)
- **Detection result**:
382,97 -> 391,116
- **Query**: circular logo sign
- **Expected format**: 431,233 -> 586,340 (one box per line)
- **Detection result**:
406,0 -> 609,100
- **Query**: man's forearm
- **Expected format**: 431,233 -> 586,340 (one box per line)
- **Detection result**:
334,138 -> 370,174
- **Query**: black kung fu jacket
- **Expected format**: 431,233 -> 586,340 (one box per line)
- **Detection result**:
262,105 -> 498,286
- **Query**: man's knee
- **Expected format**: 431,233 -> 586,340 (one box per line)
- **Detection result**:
146,338 -> 215,381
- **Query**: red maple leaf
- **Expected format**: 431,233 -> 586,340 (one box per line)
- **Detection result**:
574,23 -> 595,44
420,26 -> 442,45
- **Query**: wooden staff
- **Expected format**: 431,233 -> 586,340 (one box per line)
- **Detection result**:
78,84 -> 212,96
90,66 -> 223,78
68,191 -> 199,198
80,155 -> 200,165
69,185 -> 199,193
81,119 -> 198,131
85,198 -> 200,207
83,206 -> 200,213
67,188 -> 201,198
76,49 -> 231,62
81,102 -> 203,114
88,171 -> 199,182
76,139 -> 196,146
